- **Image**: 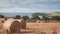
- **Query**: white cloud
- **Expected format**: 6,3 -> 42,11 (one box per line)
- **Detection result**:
0,0 -> 15,7
0,0 -> 60,7
0,0 -> 60,13
0,7 -> 38,13
51,0 -> 60,1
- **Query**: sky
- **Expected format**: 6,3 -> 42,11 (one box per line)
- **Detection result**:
0,0 -> 60,13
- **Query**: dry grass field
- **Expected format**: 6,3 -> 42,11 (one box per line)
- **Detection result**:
0,19 -> 60,34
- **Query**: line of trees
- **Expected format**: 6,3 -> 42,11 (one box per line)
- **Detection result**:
0,15 -> 60,20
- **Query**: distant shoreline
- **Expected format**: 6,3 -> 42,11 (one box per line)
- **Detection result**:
0,13 -> 33,17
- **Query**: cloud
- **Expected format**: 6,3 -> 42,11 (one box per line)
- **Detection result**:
0,7 -> 60,13
0,0 -> 60,7
50,0 -> 60,2
0,7 -> 39,13
1,0 -> 59,5
0,0 -> 60,13
0,0 -> 47,9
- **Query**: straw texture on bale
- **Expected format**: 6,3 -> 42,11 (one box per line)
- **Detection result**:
0,18 -> 5,23
3,18 -> 21,33
37,20 -> 41,23
16,19 -> 26,29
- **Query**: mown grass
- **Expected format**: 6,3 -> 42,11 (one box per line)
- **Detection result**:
49,13 -> 60,16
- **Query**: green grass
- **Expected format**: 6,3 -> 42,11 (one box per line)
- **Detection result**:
49,13 -> 60,16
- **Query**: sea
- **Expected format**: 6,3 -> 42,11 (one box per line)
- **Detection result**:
0,13 -> 33,18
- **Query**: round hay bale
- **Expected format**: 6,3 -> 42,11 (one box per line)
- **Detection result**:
3,18 -> 21,33
37,20 -> 40,23
0,18 -> 5,23
16,19 -> 26,29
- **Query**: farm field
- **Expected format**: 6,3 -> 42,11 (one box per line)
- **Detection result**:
0,20 -> 60,34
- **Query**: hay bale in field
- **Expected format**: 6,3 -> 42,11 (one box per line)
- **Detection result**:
0,18 -> 5,23
3,18 -> 21,34
0,18 -> 5,29
16,19 -> 26,29
36,20 -> 41,23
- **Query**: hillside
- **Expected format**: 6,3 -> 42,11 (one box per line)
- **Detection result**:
32,12 -> 60,16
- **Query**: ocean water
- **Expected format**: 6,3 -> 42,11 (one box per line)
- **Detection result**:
0,13 -> 33,18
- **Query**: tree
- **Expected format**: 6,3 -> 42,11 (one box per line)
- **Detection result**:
43,16 -> 50,20
21,16 -> 29,20
52,16 -> 60,20
15,15 -> 21,19
31,15 -> 40,20
0,15 -> 4,18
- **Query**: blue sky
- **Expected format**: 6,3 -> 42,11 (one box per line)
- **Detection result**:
0,0 -> 60,13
